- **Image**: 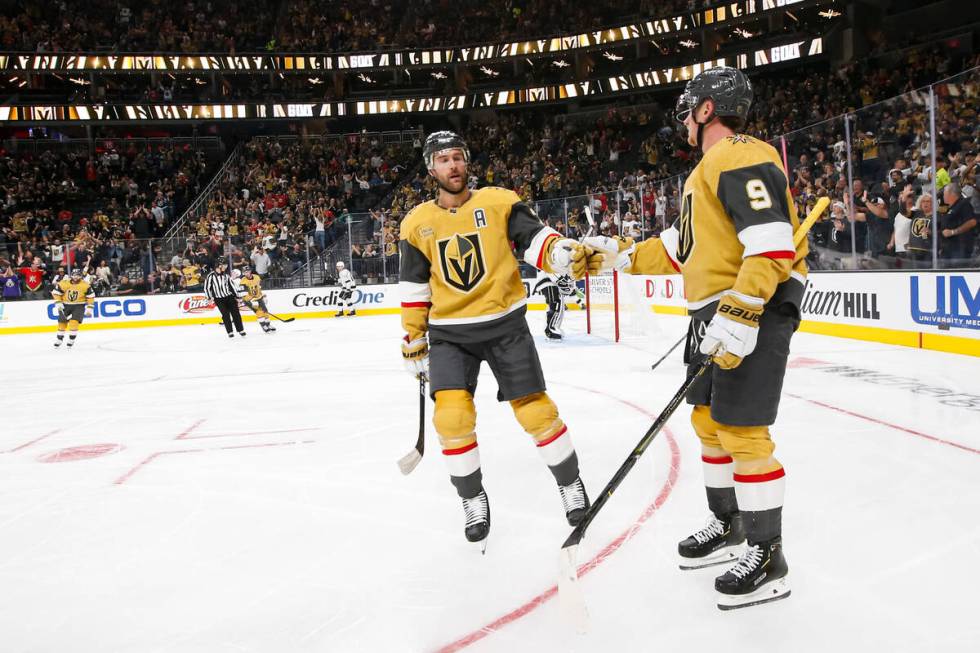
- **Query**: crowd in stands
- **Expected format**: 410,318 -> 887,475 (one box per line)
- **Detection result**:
2,40 -> 977,301
3,0 -> 276,52
0,142 -> 216,298
4,1 -> 703,53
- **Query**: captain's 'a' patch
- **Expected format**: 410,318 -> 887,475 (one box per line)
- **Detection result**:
438,233 -> 486,292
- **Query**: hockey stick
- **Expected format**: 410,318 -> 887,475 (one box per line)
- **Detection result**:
650,333 -> 685,371
267,312 -> 296,323
397,375 -> 427,475
644,198 -> 827,373
558,200 -> 831,628
559,356 -> 714,631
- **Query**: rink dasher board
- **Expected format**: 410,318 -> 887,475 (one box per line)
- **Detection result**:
0,272 -> 977,357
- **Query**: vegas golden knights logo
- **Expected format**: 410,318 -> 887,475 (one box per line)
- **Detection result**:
911,216 -> 930,239
438,233 -> 486,292
676,191 -> 695,264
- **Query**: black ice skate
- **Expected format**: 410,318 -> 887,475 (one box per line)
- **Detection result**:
715,537 -> 790,610
335,310 -> 344,317
544,328 -> 563,341
462,490 -> 490,553
228,332 -> 234,338
267,324 -> 276,332
678,513 -> 745,570
348,310 -> 356,316
558,477 -> 590,526
238,331 -> 247,337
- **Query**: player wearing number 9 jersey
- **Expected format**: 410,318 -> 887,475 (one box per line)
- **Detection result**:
585,66 -> 805,610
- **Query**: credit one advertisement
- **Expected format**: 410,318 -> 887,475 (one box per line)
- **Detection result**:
0,285 -> 398,331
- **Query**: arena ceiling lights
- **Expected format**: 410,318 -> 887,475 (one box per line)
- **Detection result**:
0,37 -> 824,124
0,0 -> 834,74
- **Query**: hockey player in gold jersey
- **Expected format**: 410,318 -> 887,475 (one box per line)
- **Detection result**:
586,67 -> 800,609
238,266 -> 275,333
399,131 -> 599,550
51,268 -> 95,348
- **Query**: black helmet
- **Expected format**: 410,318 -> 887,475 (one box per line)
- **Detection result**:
216,256 -> 228,267
675,66 -> 753,124
423,131 -> 469,169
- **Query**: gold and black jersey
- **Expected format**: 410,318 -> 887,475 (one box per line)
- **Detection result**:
239,275 -> 264,302
52,279 -> 95,305
628,135 -> 808,310
399,186 -> 561,343
182,265 -> 201,286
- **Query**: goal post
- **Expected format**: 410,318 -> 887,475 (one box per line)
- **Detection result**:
585,270 -> 665,343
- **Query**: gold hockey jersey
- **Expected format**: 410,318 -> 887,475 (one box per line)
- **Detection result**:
628,135 -> 808,310
239,275 -> 264,302
399,186 -> 562,343
52,279 -> 95,305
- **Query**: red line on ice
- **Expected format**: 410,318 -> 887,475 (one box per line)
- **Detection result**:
787,393 -> 980,456
4,428 -> 61,453
113,440 -> 316,485
434,386 -> 683,653
175,419 -> 207,439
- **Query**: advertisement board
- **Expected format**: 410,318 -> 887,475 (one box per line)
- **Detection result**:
1,272 -> 977,356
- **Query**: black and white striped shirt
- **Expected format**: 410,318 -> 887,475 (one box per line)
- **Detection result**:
204,271 -> 236,300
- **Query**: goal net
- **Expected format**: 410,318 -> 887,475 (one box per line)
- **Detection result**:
584,271 -> 666,343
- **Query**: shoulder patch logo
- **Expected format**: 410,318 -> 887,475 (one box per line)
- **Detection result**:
438,233 -> 487,293
728,134 -> 752,145
677,190 -> 695,265
418,225 -> 434,239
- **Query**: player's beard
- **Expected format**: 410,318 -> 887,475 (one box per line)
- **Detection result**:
435,169 -> 467,195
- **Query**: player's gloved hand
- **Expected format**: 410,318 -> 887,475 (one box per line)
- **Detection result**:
401,335 -> 429,380
581,236 -> 635,273
55,301 -> 65,317
699,292 -> 764,370
547,238 -> 592,279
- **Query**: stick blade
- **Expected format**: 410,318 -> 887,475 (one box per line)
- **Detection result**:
558,544 -> 591,633
397,448 -> 422,475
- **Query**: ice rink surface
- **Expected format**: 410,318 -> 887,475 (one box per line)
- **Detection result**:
1,310 -> 977,653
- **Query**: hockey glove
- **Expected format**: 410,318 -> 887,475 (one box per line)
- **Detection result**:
699,292 -> 764,370
55,302 -> 66,318
581,236 -> 635,273
402,335 -> 429,380
546,238 -> 592,279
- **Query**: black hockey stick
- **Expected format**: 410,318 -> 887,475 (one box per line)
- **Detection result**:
558,356 -> 714,631
267,312 -> 296,323
397,375 -> 427,475
650,333 -> 685,371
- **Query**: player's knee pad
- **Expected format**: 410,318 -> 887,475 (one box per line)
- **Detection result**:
256,308 -> 268,318
68,319 -> 80,330
510,392 -> 562,442
433,390 -> 477,450
716,423 -> 776,466
690,405 -> 724,451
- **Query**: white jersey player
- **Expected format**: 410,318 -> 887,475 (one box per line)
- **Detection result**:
335,261 -> 357,317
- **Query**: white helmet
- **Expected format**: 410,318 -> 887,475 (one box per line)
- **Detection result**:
336,261 -> 345,270
231,269 -> 242,279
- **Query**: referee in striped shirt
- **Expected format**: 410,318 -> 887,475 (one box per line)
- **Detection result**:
205,257 -> 246,338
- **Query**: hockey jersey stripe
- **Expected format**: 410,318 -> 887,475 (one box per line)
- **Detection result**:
399,280 -> 432,303
401,302 -> 431,308
524,227 -> 562,268
702,454 -> 734,464
428,298 -> 527,326
443,441 -> 478,456
658,225 -> 682,270
755,250 -> 796,260
738,222 -> 794,258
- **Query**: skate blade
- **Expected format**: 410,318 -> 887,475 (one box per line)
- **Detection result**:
678,543 -> 745,570
717,576 -> 791,610
474,538 -> 488,555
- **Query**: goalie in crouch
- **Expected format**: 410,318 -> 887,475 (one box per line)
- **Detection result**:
585,67 -> 806,610
399,131 -> 599,551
